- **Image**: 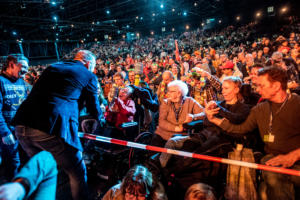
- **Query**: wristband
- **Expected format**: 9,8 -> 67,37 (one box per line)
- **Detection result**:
13,178 -> 30,196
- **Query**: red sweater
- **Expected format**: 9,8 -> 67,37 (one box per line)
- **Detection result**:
105,98 -> 136,128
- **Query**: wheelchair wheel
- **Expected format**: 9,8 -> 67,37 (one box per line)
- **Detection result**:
128,131 -> 153,168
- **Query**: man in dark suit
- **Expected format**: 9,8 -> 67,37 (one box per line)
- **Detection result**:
13,50 -> 102,200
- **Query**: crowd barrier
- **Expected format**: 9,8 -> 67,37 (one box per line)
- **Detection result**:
79,132 -> 300,177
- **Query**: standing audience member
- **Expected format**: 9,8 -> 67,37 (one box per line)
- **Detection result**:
0,54 -> 29,180
13,50 -> 102,200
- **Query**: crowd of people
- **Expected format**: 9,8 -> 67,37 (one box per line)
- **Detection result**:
0,16 -> 300,200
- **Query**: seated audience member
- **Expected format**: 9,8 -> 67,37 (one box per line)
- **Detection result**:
206,66 -> 300,200
171,63 -> 181,80
105,86 -> 136,129
157,71 -> 174,104
108,72 -> 126,104
189,68 -> 222,107
184,183 -> 216,200
241,63 -> 264,106
219,61 -> 243,82
102,165 -> 167,200
159,76 -> 250,168
0,151 -> 57,200
152,80 -> 204,148
271,51 -> 300,93
147,63 -> 162,93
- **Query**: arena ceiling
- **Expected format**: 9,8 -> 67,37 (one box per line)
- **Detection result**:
0,0 -> 298,43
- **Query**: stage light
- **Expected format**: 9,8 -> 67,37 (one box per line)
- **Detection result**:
152,13 -> 156,16
281,7 -> 288,13
136,16 -> 139,19
46,38 -> 49,42
172,8 -> 175,12
236,16 -> 240,21
151,31 -> 154,35
91,28 -> 94,31
56,33 -> 59,36
136,33 -> 140,37
56,38 -> 59,41
51,1 -> 56,6
122,35 -> 126,38
91,21 -> 95,25
71,24 -> 74,28
160,4 -> 164,9
108,36 -> 112,40
194,2 -> 198,7
140,17 -> 143,20
185,25 -> 189,30
12,31 -> 17,36
126,25 -> 130,28
94,38 -> 98,41
219,20 -> 222,23
163,21 -> 166,24
172,28 -> 175,32
66,38 -> 69,41
53,16 -> 58,21
201,23 -> 205,26
106,10 -> 110,15
183,11 -> 187,16
256,11 -> 261,17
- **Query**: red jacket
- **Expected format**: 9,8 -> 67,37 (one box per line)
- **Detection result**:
105,98 -> 136,129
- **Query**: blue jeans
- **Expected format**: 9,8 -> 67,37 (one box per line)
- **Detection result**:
259,154 -> 300,200
14,151 -> 57,200
15,126 -> 88,200
0,137 -> 20,181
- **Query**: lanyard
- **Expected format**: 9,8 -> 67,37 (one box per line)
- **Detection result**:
268,94 -> 290,135
171,98 -> 185,122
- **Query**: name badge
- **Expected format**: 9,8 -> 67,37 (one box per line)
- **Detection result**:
263,134 -> 275,143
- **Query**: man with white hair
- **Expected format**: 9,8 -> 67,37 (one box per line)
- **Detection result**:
151,80 -> 204,148
12,50 -> 102,200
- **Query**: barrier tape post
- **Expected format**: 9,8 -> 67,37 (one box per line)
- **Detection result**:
79,132 -> 300,177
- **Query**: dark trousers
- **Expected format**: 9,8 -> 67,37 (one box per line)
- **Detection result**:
15,126 -> 88,200
0,138 -> 20,181
260,154 -> 300,200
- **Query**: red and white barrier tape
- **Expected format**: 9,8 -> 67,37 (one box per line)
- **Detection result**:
79,132 -> 300,177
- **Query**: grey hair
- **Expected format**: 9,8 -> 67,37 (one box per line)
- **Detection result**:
168,80 -> 189,97
74,50 -> 96,64
222,76 -> 243,89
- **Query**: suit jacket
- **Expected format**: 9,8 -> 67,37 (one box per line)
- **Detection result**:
13,60 -> 102,150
